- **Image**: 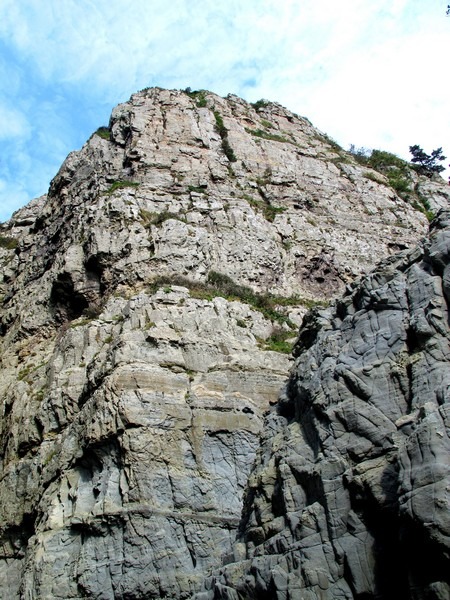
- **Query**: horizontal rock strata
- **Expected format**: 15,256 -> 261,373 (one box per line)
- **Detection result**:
0,88 -> 448,599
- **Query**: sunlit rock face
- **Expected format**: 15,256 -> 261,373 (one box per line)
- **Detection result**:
0,88 -> 448,599
199,211 -> 450,600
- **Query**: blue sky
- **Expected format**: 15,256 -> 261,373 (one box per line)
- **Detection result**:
0,0 -> 449,221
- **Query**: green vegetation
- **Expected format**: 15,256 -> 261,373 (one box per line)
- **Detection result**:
367,150 -> 408,172
18,365 -> 34,381
105,180 -> 139,194
139,209 -> 154,229
242,194 -> 286,223
273,294 -> 329,311
255,167 -> 272,187
263,204 -> 287,222
43,447 -> 58,466
319,134 -> 343,152
69,318 -> 93,328
245,127 -> 290,144
144,210 -> 186,227
413,192 -> 435,222
349,148 -> 412,199
188,185 -> 207,194
148,270 -> 326,327
367,150 -> 412,199
213,110 -> 237,162
364,171 -> 385,184
348,145 -> 372,163
0,235 -> 18,250
17,360 -> 48,382
220,136 -> 237,162
251,99 -> 270,111
387,171 -> 411,196
213,110 -> 227,137
184,88 -> 208,107
95,126 -> 110,140
139,208 -> 186,227
262,327 -> 295,354
33,387 -> 47,402
349,147 -> 410,177
260,119 -> 274,129
409,145 -> 446,177
349,145 -> 438,218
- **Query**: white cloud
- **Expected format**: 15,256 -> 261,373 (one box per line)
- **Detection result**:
0,0 -> 449,220
0,104 -> 29,140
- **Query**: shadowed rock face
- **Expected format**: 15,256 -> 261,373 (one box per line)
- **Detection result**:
0,88 -> 448,599
199,211 -> 450,600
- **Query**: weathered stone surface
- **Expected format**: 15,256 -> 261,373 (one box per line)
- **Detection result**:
0,88 -> 448,599
0,88 -> 430,342
0,284 -> 292,599
201,211 -> 450,600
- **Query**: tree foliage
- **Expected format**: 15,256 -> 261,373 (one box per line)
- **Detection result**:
409,145 -> 446,177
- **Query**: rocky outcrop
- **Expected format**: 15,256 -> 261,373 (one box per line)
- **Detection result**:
200,211 -> 450,600
0,88 -> 448,599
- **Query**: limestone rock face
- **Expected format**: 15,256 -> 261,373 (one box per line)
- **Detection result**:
0,88 -> 447,599
201,211 -> 450,600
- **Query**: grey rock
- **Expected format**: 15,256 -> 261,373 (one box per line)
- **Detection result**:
0,88 -> 448,599
201,211 -> 450,599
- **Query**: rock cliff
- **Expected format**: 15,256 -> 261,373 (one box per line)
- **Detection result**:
199,210 -> 450,600
0,88 -> 448,599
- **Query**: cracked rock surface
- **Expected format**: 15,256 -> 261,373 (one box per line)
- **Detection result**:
199,211 -> 450,600
0,88 -> 448,599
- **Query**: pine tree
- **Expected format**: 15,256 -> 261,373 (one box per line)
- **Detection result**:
409,145 -> 446,177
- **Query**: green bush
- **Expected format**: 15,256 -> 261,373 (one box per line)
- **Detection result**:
356,150 -> 412,199
0,235 -> 18,250
213,111 -> 237,162
413,192 -> 435,222
184,88 -> 208,107
139,209 -> 154,228
367,150 -> 408,172
348,145 -> 372,165
263,327 -> 294,354
251,99 -> 269,111
213,111 -> 227,138
148,271 -> 327,327
221,138 -> 237,162
260,119 -> 274,129
387,172 -> 411,197
318,134 -> 343,152
263,205 -> 287,222
242,192 -> 286,222
246,128 -> 290,143
150,211 -> 186,226
188,185 -> 207,194
140,210 -> 186,227
105,180 -> 139,194
95,126 -> 110,140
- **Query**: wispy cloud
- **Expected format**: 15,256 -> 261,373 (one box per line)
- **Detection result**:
0,0 -> 448,221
